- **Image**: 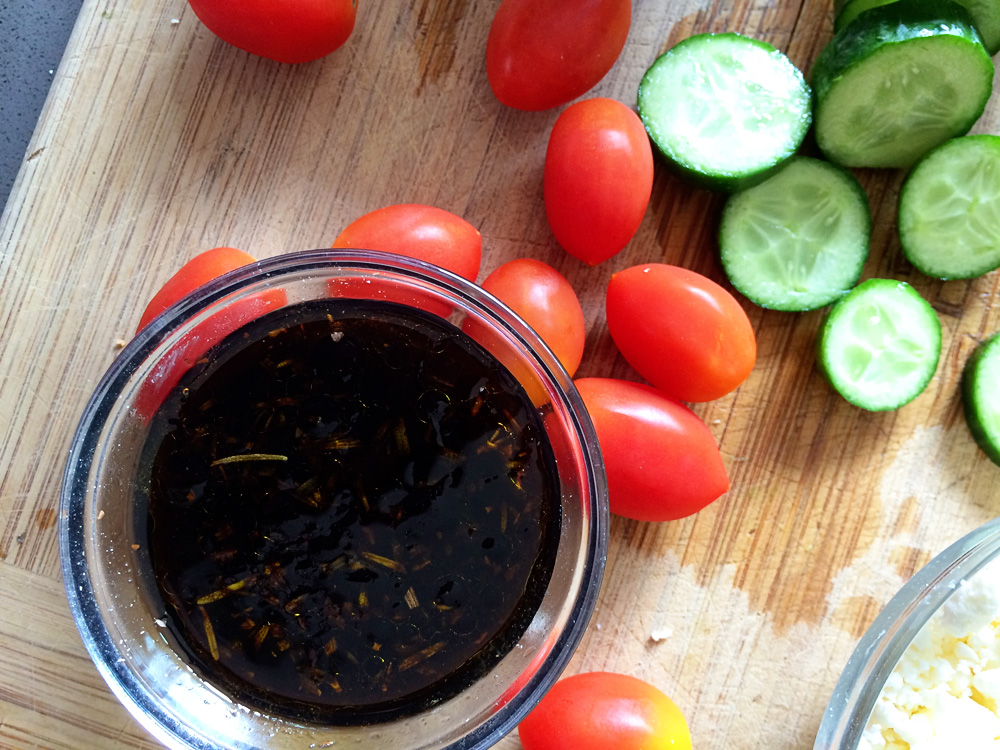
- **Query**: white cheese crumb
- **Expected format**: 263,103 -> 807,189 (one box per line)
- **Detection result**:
860,557 -> 1000,750
650,627 -> 673,642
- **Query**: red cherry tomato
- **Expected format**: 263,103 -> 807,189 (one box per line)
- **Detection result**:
134,247 -> 286,419
137,247 -> 258,333
186,0 -> 356,64
519,672 -> 692,750
486,0 -> 631,111
472,258 -> 586,376
332,204 -> 482,281
575,378 -> 728,521
606,264 -> 757,402
544,98 -> 653,266
134,288 -> 287,421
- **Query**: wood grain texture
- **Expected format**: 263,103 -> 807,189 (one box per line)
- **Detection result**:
1,0 -> 998,747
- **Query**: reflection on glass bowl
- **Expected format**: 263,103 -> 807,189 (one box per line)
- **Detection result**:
59,249 -> 608,750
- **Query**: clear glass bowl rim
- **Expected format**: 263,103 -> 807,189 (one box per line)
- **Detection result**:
58,248 -> 609,750
814,515 -> 1000,750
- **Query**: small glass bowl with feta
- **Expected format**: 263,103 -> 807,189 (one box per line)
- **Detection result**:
815,516 -> 1000,750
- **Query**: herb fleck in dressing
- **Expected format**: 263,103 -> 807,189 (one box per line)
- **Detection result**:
142,299 -> 561,724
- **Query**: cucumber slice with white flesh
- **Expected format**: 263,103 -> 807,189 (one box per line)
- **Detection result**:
637,33 -> 812,192
817,279 -> 941,411
719,157 -> 871,311
812,0 -> 994,168
835,0 -> 1000,55
963,333 -> 1000,466
899,135 -> 1000,279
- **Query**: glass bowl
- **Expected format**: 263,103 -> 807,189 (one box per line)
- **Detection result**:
814,516 -> 1000,749
59,249 -> 608,750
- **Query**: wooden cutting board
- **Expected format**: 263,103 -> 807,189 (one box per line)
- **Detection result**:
1,0 -> 998,747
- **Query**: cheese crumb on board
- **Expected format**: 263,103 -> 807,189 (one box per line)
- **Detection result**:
860,557 -> 1000,749
650,627 -> 673,642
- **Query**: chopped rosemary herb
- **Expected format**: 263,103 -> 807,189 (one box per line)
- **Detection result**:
200,606 -> 219,661
361,551 -> 406,573
196,589 -> 227,605
210,453 -> 289,466
404,587 -> 419,610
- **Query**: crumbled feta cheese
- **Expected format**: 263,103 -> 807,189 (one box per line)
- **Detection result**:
650,627 -> 673,642
860,557 -> 1000,750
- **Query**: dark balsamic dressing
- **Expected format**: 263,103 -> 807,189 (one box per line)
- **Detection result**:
141,299 -> 561,724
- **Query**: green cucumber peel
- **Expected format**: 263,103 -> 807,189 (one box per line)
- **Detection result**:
963,333 -> 1000,466
834,0 -> 1000,54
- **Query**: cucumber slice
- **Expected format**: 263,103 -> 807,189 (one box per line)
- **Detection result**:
835,0 -> 1000,54
957,0 -> 1000,53
817,279 -> 941,411
834,0 -> 895,29
719,157 -> 871,311
963,333 -> 1000,466
812,0 -> 994,168
637,32 -> 812,192
899,135 -> 1000,280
